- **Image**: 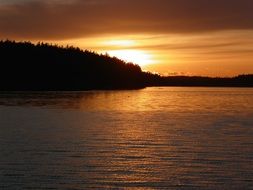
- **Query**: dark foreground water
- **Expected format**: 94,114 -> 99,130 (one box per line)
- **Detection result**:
0,87 -> 253,189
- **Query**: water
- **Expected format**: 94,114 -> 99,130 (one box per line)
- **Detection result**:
0,87 -> 253,189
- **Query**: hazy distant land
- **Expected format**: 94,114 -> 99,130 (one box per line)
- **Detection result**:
0,40 -> 252,91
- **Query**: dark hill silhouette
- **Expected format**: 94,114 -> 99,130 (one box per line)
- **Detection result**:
0,40 -> 146,90
0,40 -> 252,90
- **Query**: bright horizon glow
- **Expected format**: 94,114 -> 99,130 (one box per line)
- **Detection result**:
47,31 -> 253,77
106,49 -> 154,67
99,39 -> 155,67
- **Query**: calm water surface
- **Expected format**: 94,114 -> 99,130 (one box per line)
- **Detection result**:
0,87 -> 253,189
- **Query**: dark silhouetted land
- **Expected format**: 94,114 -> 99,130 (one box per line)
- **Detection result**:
0,40 -> 252,91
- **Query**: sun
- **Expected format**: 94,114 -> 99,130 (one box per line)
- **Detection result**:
106,49 -> 154,67
100,39 -> 154,67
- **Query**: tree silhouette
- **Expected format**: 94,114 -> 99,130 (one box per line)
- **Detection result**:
0,40 -> 146,90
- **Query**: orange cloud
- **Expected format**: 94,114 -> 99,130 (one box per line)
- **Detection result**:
0,0 -> 253,40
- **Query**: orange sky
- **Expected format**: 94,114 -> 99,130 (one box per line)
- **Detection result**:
0,0 -> 253,76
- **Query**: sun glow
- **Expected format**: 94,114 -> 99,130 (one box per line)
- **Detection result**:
107,49 -> 154,67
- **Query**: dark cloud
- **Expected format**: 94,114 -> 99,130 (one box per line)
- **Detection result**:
0,0 -> 253,40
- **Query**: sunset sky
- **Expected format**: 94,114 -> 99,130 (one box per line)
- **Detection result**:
0,0 -> 253,76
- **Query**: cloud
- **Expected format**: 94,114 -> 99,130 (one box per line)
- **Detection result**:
0,0 -> 253,40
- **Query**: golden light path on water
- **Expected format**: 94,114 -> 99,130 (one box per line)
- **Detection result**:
0,88 -> 253,189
